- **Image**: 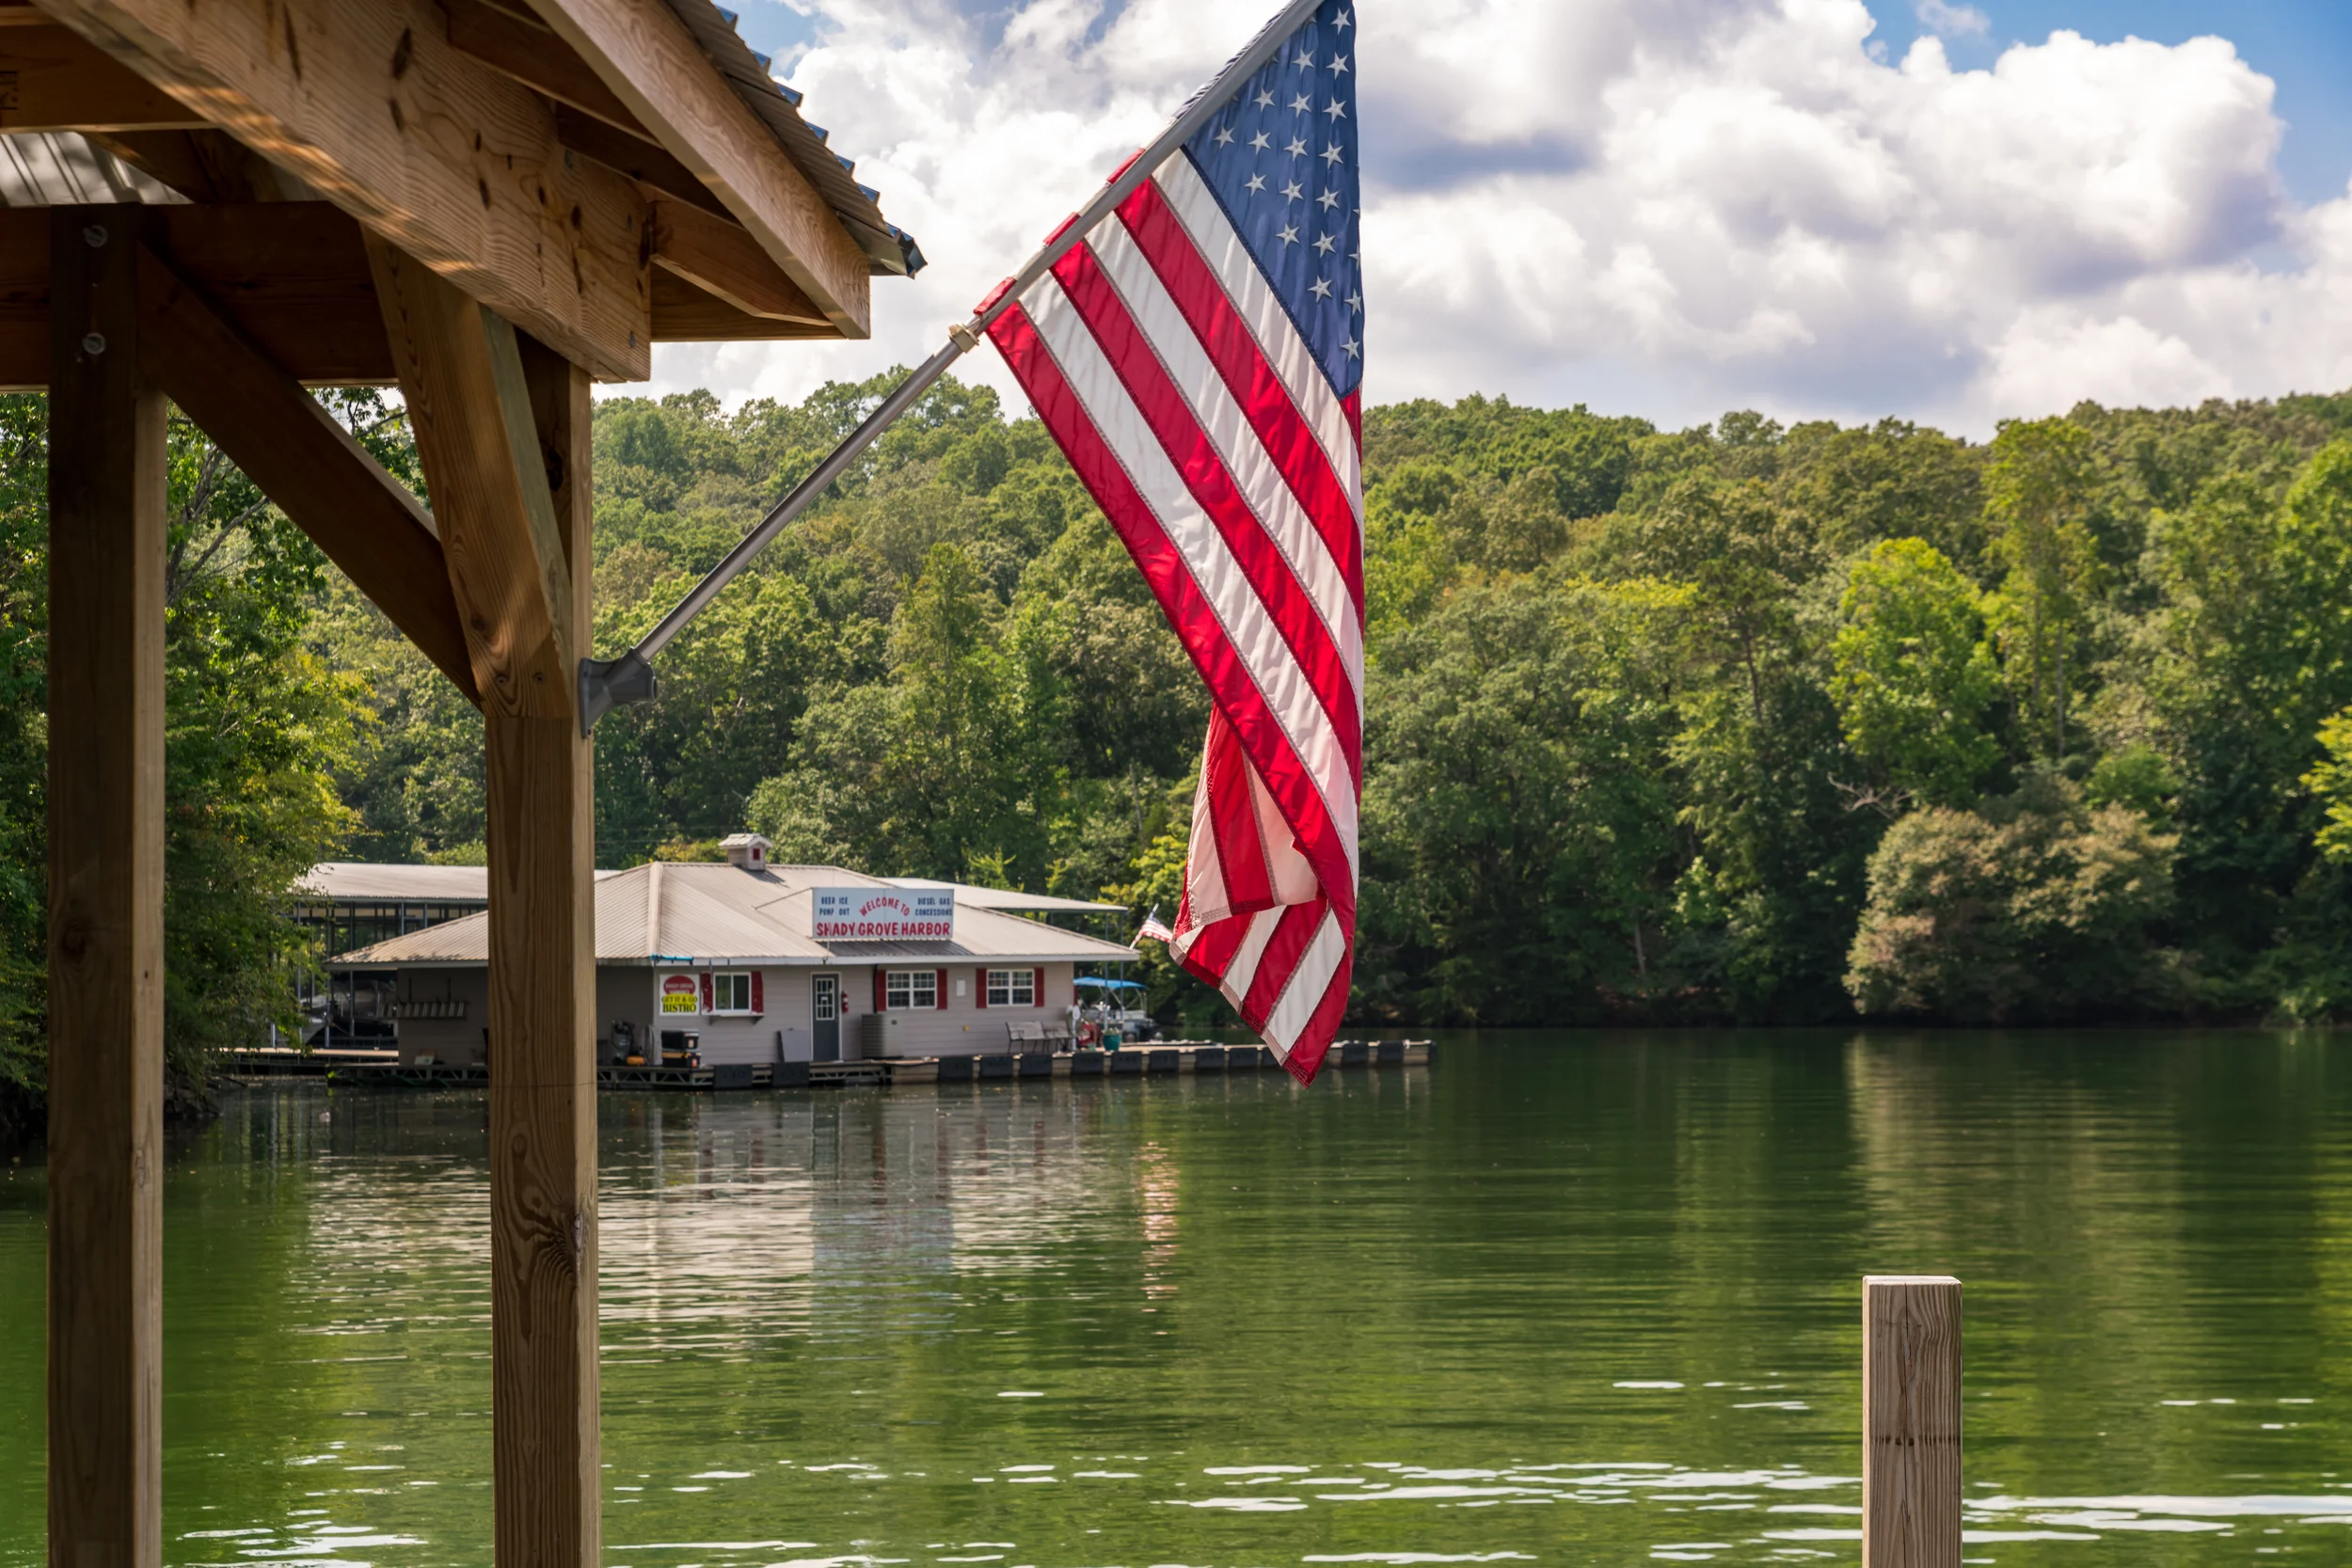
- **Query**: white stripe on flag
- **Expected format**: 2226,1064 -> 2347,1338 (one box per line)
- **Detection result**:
1260,907 -> 1346,1056
1091,214 -> 1364,682
1218,905 -> 1286,1005
1155,155 -> 1362,502
1018,271 -> 1360,854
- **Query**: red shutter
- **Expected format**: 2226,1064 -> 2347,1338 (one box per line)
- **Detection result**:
700,973 -> 713,1012
1033,968 -> 1044,1007
873,969 -> 886,1012
751,972 -> 764,1015
936,967 -> 949,1009
975,968 -> 988,1009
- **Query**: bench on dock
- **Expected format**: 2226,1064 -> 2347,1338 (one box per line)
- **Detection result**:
1006,1020 -> 1046,1049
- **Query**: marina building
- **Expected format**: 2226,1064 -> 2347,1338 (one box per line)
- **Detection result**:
333,835 -> 1139,1067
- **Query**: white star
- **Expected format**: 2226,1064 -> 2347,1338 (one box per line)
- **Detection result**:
1311,277 -> 1333,299
1245,172 -> 1266,195
1213,126 -> 1234,147
1322,141 -> 1343,166
1295,48 -> 1314,70
1324,99 -> 1348,119
1313,231 -> 1336,254
1316,188 -> 1340,210
1282,178 -> 1304,202
1256,88 -> 1275,109
1333,7 -> 1351,28
1286,135 -> 1309,157
1342,334 -> 1359,358
1329,55 -> 1349,75
1249,130 -> 1271,151
1278,222 -> 1299,245
1291,91 -> 1312,113
1345,289 -> 1361,313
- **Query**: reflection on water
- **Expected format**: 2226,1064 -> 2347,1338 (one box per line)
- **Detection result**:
2,1030 -> 2351,1566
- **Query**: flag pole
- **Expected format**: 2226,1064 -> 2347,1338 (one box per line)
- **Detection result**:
579,0 -> 1332,734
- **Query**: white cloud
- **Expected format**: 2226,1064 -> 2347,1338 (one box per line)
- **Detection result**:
1915,0 -> 1989,40
637,0 -> 2350,436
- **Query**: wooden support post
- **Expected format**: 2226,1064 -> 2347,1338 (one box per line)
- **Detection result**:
484,334 -> 599,1566
1864,1275 -> 1963,1568
46,203 -> 166,1568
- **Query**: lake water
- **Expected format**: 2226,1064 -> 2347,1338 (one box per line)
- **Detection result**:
3,1030 -> 2351,1567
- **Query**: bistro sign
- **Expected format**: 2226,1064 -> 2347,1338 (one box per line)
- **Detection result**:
814,887 -> 954,941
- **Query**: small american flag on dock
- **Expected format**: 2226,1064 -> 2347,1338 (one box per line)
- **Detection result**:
986,2 -> 1363,1084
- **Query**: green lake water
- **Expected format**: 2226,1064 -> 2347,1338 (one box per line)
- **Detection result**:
4,1030 -> 2352,1566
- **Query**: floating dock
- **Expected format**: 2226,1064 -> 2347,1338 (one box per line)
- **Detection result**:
216,1038 -> 1436,1090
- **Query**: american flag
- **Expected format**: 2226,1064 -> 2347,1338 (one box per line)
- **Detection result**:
986,1 -> 1363,1084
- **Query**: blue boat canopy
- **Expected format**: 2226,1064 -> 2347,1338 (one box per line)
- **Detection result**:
1074,976 -> 1145,990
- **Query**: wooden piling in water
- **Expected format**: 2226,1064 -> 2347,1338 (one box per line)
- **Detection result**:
1863,1275 -> 1962,1568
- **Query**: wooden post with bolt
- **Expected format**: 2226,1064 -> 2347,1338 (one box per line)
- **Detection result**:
1864,1275 -> 1962,1568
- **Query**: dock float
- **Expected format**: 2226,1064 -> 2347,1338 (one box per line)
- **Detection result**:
216,1039 -> 1435,1091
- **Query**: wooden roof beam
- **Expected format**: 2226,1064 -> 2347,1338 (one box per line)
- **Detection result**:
519,0 -> 872,339
135,239 -> 481,703
648,198 -> 829,326
31,0 -> 654,380
0,21 -> 201,131
369,237 -> 576,719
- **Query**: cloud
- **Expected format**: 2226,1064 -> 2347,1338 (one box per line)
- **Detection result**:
1915,0 -> 1989,40
639,0 -> 2344,436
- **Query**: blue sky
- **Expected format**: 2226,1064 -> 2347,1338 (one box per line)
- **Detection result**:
648,1 -> 2352,434
1861,0 -> 2352,200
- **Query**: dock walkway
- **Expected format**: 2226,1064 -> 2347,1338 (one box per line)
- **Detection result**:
216,1038 -> 1436,1091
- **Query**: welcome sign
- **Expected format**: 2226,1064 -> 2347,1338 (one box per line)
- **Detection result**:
814,887 -> 955,941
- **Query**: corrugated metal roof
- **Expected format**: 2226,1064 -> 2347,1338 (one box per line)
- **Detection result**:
0,133 -> 183,208
666,0 -> 924,277
294,863 -> 491,903
1,19 -> 922,278
880,878 -> 1125,916
338,863 -> 1140,966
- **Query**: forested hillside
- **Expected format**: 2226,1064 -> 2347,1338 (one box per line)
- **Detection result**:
9,372 -> 2352,1121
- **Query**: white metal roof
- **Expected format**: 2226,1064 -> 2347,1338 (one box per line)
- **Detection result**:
337,863 -> 1139,968
294,863 -> 492,903
878,878 -> 1126,915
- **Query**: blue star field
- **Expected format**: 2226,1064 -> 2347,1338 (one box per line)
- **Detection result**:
1179,1 -> 1362,403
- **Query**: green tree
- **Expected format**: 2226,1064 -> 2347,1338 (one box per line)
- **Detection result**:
1847,775 -> 2177,1022
1829,538 -> 2000,807
1984,418 -> 2102,762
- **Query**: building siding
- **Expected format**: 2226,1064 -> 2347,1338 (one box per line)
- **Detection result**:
861,961 -> 1074,1057
385,959 -> 1085,1065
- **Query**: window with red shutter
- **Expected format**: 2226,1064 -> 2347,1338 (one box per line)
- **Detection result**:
974,968 -> 988,1008
700,973 -> 713,1012
750,972 -> 764,1015
1033,968 -> 1044,1006
873,969 -> 886,1012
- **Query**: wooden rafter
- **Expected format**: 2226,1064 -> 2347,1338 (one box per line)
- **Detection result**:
32,0 -> 655,379
135,241 -> 481,703
0,199 -> 818,387
521,0 -> 873,338
648,198 -> 830,325
0,20 -> 201,131
369,237 -> 575,719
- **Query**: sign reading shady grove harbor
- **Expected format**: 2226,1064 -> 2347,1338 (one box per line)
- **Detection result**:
814,887 -> 955,942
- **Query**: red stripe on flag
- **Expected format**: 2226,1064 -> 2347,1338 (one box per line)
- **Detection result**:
1201,707 -> 1272,914
989,299 -> 1355,922
1120,178 -> 1362,614
1240,899 -> 1325,1024
1051,241 -> 1362,777
1282,956 -> 1352,1085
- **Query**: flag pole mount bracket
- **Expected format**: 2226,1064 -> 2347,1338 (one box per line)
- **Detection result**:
579,648 -> 659,736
